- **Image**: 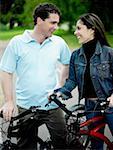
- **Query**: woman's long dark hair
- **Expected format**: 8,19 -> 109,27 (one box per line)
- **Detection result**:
79,13 -> 110,46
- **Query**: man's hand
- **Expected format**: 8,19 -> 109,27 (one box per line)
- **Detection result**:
0,101 -> 15,121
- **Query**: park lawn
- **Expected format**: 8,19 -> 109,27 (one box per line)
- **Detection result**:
0,29 -> 25,40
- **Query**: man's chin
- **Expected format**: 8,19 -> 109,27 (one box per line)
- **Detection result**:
49,33 -> 53,37
46,34 -> 52,39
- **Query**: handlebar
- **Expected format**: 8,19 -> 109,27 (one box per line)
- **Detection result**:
0,106 -> 49,138
47,93 -> 110,118
0,106 -> 49,121
47,94 -> 86,117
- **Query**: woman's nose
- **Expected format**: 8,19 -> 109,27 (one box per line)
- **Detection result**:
74,30 -> 77,35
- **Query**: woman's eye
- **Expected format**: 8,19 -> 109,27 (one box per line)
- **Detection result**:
76,26 -> 80,30
77,26 -> 80,30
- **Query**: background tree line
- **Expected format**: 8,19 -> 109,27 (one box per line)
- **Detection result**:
0,0 -> 113,32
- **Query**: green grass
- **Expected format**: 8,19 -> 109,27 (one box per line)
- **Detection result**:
0,27 -> 113,50
0,28 -> 25,40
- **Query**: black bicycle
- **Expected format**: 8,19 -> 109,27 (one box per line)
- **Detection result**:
0,99 -> 87,150
0,106 -> 53,150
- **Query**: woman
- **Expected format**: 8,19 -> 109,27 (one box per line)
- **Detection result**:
55,13 -> 113,150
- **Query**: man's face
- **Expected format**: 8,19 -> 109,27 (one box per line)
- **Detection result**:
39,13 -> 60,38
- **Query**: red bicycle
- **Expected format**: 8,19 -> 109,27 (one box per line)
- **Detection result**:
48,94 -> 113,150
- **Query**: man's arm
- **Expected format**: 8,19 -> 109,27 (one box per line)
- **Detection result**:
56,64 -> 69,88
0,71 -> 15,121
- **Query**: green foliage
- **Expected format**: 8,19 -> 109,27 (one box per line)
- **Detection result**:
0,0 -> 25,28
11,0 -> 25,14
106,33 -> 113,47
52,0 -> 89,31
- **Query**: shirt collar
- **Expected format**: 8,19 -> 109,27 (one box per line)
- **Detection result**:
21,30 -> 53,43
21,30 -> 35,43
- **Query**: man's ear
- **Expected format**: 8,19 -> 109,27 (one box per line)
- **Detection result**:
37,17 -> 43,25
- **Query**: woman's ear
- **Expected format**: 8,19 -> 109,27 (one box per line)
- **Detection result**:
90,27 -> 95,36
92,26 -> 95,31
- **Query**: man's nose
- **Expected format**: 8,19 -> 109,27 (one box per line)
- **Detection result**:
54,24 -> 58,30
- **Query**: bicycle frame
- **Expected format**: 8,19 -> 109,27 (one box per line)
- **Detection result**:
79,115 -> 113,149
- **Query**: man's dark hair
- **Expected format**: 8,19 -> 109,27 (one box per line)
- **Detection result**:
33,3 -> 61,25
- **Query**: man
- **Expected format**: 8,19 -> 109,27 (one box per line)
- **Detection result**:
0,3 -> 71,149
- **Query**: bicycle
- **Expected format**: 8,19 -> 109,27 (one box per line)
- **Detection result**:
1,97 -> 113,150
0,106 -> 53,150
48,94 -> 113,150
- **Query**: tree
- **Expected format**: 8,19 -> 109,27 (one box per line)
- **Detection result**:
0,0 -> 14,14
0,0 -> 14,24
0,0 -> 25,29
9,0 -> 25,29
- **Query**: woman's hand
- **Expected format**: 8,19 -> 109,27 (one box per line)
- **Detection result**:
48,91 -> 63,101
107,94 -> 113,107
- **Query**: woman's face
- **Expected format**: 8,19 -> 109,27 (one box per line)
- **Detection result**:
74,19 -> 94,44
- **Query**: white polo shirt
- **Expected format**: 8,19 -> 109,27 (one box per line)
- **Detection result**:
0,30 -> 71,109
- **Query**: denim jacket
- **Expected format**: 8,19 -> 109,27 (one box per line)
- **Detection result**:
60,41 -> 113,101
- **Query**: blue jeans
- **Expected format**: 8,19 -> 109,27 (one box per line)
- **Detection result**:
85,99 -> 113,150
